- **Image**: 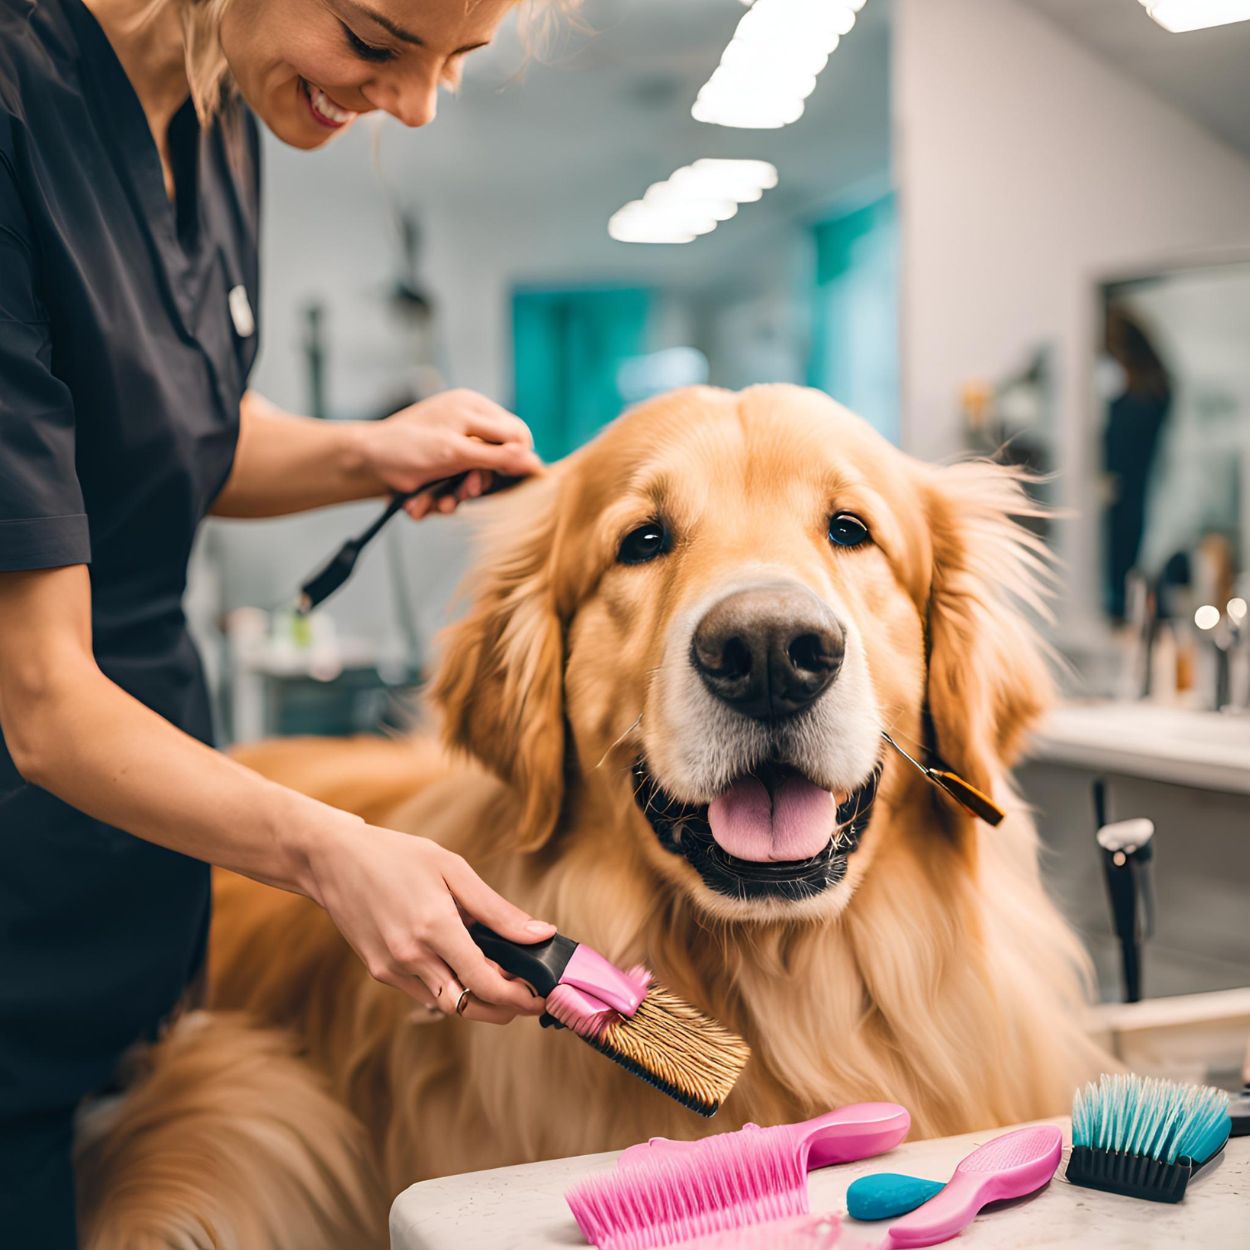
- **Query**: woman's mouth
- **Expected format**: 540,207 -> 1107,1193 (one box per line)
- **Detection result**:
300,78 -> 358,130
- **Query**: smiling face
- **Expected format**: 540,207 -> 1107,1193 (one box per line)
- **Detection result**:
219,0 -> 517,147
558,387 -> 931,921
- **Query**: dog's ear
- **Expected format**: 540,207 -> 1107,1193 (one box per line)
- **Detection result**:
923,461 -> 1054,799
431,476 -> 566,851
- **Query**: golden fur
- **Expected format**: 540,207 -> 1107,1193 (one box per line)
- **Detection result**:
78,386 -> 1104,1245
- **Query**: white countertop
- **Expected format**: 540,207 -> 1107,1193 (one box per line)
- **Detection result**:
1029,702 -> 1250,794
390,1118 -> 1248,1249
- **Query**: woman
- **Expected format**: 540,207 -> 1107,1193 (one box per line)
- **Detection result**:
1101,305 -> 1173,621
0,0 -> 570,1241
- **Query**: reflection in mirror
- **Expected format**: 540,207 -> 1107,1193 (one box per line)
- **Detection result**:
1095,260 -> 1250,708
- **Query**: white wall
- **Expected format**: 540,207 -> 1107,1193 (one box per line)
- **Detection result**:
893,0 -> 1250,628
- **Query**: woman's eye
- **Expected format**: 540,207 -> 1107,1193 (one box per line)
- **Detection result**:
341,22 -> 395,62
828,513 -> 871,549
617,521 -> 670,566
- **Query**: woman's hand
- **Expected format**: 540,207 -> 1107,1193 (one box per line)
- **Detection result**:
303,818 -> 555,1024
364,389 -> 543,520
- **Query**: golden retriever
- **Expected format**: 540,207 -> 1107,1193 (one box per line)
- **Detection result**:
77,385 -> 1104,1248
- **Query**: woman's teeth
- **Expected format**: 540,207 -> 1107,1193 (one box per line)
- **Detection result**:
303,80 -> 357,128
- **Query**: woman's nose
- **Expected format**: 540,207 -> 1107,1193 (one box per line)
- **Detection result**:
365,73 -> 439,129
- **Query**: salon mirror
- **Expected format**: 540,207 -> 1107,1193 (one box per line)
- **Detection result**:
1097,260 -> 1250,627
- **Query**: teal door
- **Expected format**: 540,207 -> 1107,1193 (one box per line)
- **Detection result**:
512,287 -> 651,460
808,194 -> 900,443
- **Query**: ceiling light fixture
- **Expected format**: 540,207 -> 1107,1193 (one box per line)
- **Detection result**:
697,0 -> 868,128
1139,0 -> 1250,31
608,159 -> 779,246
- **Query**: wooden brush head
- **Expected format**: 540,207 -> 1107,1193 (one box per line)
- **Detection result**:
583,982 -> 751,1117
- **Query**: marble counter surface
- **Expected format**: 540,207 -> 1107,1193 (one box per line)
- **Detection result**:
1030,701 -> 1250,794
390,1117 -> 1248,1249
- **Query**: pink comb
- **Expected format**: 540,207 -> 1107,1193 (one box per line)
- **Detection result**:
567,1104 -> 909,1250
618,1103 -> 910,1172
884,1125 -> 1062,1248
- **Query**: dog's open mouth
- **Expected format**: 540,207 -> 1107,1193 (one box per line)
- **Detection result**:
631,758 -> 881,902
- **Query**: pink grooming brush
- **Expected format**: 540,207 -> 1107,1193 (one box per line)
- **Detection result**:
567,1104 -> 909,1250
469,924 -> 750,1115
618,1103 -> 911,1172
884,1125 -> 1062,1248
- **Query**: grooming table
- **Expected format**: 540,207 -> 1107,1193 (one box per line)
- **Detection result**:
390,1117 -> 1248,1248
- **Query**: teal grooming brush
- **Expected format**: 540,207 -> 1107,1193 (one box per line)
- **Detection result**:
1067,1073 -> 1232,1203
847,1173 -> 944,1220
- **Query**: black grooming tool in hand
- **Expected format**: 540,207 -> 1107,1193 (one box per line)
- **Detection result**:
296,472 -> 522,614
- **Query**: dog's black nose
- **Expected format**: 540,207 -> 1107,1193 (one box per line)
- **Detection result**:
691,584 -> 845,720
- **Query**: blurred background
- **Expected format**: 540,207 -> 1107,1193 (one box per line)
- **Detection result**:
192,0 -> 1250,1033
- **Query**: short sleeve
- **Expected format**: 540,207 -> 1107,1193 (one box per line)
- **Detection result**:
0,125 -> 89,571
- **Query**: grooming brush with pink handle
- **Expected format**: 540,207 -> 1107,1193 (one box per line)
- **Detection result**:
567,1103 -> 910,1250
883,1124 -> 1062,1248
469,924 -> 750,1115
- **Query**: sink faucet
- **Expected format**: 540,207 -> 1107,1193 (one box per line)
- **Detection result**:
1226,597 -> 1250,712
1195,597 -> 1249,713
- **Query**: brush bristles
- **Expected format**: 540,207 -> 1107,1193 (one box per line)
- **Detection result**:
567,1125 -> 808,1250
1071,1073 -> 1231,1166
555,982 -> 750,1117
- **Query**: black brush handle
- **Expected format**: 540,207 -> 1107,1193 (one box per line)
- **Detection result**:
469,923 -> 577,997
296,471 -> 525,613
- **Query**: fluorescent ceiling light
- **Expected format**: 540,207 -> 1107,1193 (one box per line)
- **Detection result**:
701,67 -> 820,100
696,0 -> 868,130
682,159 -> 780,191
692,98 -> 805,128
643,184 -> 740,222
1139,0 -> 1250,31
608,160 -> 779,246
720,39 -> 830,78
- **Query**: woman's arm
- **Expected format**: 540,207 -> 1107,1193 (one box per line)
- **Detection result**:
212,390 -> 543,518
0,564 -> 554,1023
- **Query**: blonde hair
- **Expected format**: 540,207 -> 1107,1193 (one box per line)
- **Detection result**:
162,0 -> 581,123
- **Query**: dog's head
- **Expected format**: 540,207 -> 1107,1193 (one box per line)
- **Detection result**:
434,385 -> 1051,922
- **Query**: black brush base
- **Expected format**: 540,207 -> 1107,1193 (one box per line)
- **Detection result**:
1066,1145 -> 1223,1203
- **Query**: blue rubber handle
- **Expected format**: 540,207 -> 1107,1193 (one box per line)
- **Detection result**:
847,1172 -> 945,1221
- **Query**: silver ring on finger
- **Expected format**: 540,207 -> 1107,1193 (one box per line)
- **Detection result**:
455,987 -> 473,1016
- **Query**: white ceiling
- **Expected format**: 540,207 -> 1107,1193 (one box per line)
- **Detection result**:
1017,0 -> 1250,157
267,0 -> 893,287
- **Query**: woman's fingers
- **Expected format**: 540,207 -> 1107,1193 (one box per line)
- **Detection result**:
443,854 -> 556,947
381,966 -> 451,1012
452,436 -> 542,478
430,918 -> 547,1015
457,996 -> 521,1025
459,399 -> 534,450
397,968 -> 520,1026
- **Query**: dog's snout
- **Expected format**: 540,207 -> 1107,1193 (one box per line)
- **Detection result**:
691,585 -> 845,720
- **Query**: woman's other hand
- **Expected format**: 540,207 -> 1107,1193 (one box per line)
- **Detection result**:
303,819 -> 555,1024
365,389 -> 543,519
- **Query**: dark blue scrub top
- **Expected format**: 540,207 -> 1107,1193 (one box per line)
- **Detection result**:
0,0 -> 260,1115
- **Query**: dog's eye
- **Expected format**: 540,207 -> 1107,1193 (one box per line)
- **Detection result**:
617,521 -> 670,565
828,513 -> 870,548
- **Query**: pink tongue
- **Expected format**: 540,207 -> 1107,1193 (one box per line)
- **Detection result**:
707,774 -> 836,863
